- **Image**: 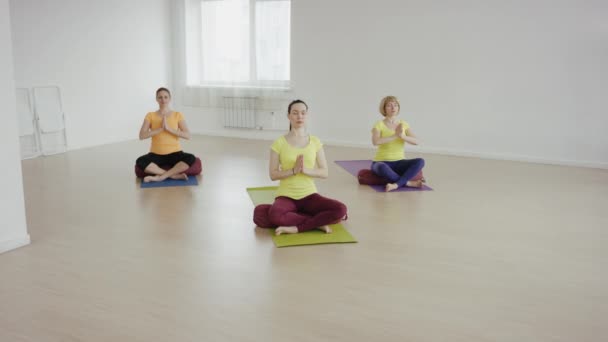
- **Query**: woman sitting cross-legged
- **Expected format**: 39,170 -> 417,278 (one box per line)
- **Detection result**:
253,100 -> 347,235
135,87 -> 196,183
371,95 -> 425,192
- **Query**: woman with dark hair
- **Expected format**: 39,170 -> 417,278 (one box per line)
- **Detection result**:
253,100 -> 347,235
135,87 -> 196,183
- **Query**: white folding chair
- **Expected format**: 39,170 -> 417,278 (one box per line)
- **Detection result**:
32,86 -> 67,155
16,88 -> 41,159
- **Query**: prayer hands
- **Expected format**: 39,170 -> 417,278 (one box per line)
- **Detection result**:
293,154 -> 304,174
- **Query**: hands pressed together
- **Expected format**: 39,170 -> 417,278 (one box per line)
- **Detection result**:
161,116 -> 177,135
292,154 -> 304,175
395,123 -> 406,140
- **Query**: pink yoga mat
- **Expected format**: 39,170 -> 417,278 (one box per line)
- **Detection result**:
335,160 -> 433,192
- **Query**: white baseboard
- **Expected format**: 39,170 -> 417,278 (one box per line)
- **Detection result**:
0,235 -> 31,254
411,146 -> 608,170
193,129 -> 278,142
321,138 -> 608,169
190,131 -> 608,170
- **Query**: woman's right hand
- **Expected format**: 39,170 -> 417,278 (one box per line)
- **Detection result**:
293,154 -> 304,174
395,123 -> 405,139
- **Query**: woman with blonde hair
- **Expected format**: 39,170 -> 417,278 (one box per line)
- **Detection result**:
371,95 -> 425,192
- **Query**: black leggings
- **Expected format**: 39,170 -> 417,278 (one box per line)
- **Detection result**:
136,151 -> 196,170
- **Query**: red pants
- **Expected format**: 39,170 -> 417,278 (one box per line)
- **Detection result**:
253,193 -> 347,232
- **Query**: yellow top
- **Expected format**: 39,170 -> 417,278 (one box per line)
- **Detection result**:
271,135 -> 323,200
372,119 -> 410,161
145,111 -> 184,155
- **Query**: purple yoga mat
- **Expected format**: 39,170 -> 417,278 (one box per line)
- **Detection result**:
334,160 -> 433,192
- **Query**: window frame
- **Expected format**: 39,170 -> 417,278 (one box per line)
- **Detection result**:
196,0 -> 291,89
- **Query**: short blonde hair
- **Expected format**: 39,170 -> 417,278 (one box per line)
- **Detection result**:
379,96 -> 400,116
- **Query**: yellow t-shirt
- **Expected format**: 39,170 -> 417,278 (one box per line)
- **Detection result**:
145,111 -> 184,155
372,119 -> 410,161
271,135 -> 322,200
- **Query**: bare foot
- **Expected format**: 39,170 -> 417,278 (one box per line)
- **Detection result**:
406,180 -> 423,188
170,173 -> 188,180
143,175 -> 162,183
385,183 -> 399,192
318,225 -> 332,234
275,226 -> 298,235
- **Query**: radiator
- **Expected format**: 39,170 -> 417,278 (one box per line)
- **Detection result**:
222,96 -> 257,129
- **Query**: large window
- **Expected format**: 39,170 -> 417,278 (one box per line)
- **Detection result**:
186,0 -> 291,88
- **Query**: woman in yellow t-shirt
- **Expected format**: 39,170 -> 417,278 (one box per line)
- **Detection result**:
371,95 -> 425,192
253,100 -> 347,235
135,87 -> 196,183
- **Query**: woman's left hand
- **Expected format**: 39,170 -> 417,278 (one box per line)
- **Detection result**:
294,154 -> 304,174
162,116 -> 175,134
395,123 -> 403,136
395,123 -> 408,140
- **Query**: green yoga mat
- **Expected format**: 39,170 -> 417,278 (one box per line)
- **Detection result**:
246,186 -> 357,248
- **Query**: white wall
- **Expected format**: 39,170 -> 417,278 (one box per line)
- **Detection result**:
179,0 -> 608,168
1,0 -> 30,254
10,0 -> 172,150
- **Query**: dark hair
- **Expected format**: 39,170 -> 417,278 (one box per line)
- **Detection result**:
156,87 -> 171,97
287,99 -> 308,130
288,99 -> 307,113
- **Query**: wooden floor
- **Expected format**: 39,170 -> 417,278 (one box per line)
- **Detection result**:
1,135 -> 607,342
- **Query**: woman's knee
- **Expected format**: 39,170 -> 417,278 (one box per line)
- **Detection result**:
415,158 -> 425,168
371,162 -> 386,174
182,153 -> 196,166
253,204 -> 275,228
334,201 -> 347,220
136,155 -> 151,169
323,198 -> 347,221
